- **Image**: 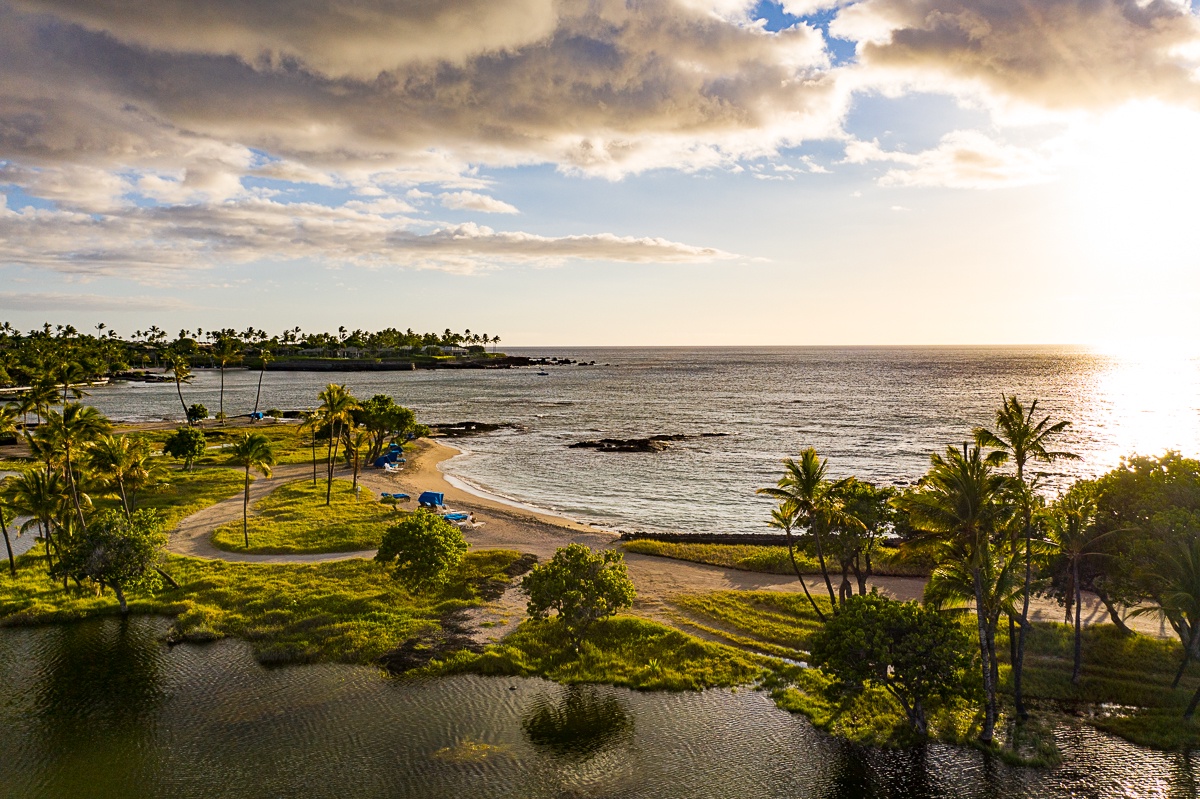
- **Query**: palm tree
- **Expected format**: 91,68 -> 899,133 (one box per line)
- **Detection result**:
0,479 -> 17,576
252,348 -> 273,416
227,433 -> 276,548
346,427 -> 371,492
316,384 -> 358,505
88,434 -> 157,518
896,443 -> 1013,743
7,469 -> 70,578
1045,482 -> 1109,684
166,356 -> 194,424
757,448 -> 854,610
1134,535 -> 1200,716
212,335 -> 241,425
298,410 -> 320,486
39,403 -> 111,528
974,395 -> 1077,719
768,503 -> 827,621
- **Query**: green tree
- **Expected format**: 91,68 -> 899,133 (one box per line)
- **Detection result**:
227,433 -> 276,548
187,403 -> 209,425
974,395 -> 1077,719
895,443 -> 1013,743
356,394 -> 419,461
810,593 -> 975,736
211,334 -> 240,424
39,403 -> 111,528
163,426 -> 207,471
6,469 -> 71,578
316,383 -> 358,506
375,509 -> 468,589
522,544 -> 636,648
0,480 -> 16,576
57,509 -> 167,613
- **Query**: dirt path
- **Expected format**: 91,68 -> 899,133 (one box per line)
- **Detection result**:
167,438 -> 1171,639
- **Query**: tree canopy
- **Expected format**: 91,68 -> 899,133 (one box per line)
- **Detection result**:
522,544 -> 636,646
375,510 -> 469,590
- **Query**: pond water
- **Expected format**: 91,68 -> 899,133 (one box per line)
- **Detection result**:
0,618 -> 1194,798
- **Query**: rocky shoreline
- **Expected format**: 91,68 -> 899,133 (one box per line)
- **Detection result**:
569,433 -> 727,453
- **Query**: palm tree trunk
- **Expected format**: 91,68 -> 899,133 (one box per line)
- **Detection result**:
1187,682 -> 1200,719
242,466 -> 251,548
253,362 -> 266,415
810,524 -> 838,608
219,363 -> 226,424
325,421 -> 335,503
64,448 -> 88,530
1173,651 -> 1191,690
176,377 -> 188,424
326,421 -> 341,505
117,477 -> 131,519
973,571 -> 996,743
1072,559 -> 1083,684
1,506 -> 15,576
784,525 -> 825,622
1013,511 -> 1033,720
1096,588 -> 1133,635
311,432 -> 318,486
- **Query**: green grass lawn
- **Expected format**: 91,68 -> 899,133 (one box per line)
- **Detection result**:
95,466 -> 248,529
621,540 -> 929,578
125,422 -> 320,467
210,478 -> 397,554
0,546 -> 526,665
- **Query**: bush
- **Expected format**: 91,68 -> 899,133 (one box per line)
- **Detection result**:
374,509 -> 468,590
162,426 -> 206,470
522,544 -> 636,647
186,403 -> 209,424
809,593 -> 975,736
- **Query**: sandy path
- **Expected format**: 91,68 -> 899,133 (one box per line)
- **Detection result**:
166,437 -> 1170,638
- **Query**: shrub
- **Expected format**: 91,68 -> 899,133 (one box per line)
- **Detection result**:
522,544 -> 636,647
375,509 -> 468,590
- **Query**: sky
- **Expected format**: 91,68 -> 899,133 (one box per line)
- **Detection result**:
1,0 -> 1199,346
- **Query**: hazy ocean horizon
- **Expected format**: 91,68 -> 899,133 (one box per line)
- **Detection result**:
81,346 -> 1200,536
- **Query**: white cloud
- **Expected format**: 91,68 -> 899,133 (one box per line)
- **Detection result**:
440,191 -> 520,214
0,291 -> 192,311
843,130 -> 1056,188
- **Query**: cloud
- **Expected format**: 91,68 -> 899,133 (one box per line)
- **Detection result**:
440,191 -> 519,214
843,130 -> 1056,188
0,291 -> 192,312
0,197 -> 735,276
832,0 -> 1200,113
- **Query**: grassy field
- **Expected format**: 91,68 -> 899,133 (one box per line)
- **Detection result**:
90,466 -> 249,529
622,539 -> 930,578
124,422 -> 324,467
210,478 -> 397,554
0,546 -> 526,665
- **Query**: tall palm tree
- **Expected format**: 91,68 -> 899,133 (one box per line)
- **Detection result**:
316,384 -> 358,505
227,433 -> 276,548
347,427 -> 371,492
39,403 -> 110,528
252,348 -> 273,416
757,448 -> 854,610
166,356 -> 194,424
1045,482 -> 1109,684
212,335 -> 240,425
298,410 -> 319,486
0,479 -> 16,576
974,395 -> 1077,719
896,443 -> 1013,744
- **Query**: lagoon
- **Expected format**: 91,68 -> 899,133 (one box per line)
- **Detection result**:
0,617 -> 1192,799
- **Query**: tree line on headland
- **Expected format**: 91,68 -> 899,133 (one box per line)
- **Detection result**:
0,321 -> 504,389
759,396 -> 1200,742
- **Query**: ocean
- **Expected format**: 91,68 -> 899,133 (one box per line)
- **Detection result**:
80,346 -> 1200,537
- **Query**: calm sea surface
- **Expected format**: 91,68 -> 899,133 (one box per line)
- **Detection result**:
0,617 -> 1193,799
81,346 -> 1200,535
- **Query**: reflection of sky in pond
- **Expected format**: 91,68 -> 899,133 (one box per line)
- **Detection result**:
0,617 -> 1196,798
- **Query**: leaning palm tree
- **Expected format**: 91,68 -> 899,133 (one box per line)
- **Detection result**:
166,356 -> 194,425
974,395 -> 1077,719
0,480 -> 16,576
316,384 -> 358,505
227,433 -> 276,548
896,443 -> 1013,744
298,410 -> 320,487
757,448 -> 854,610
7,469 -> 70,578
252,348 -> 273,416
768,502 -> 827,621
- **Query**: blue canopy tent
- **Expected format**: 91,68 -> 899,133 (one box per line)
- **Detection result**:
418,491 -> 444,508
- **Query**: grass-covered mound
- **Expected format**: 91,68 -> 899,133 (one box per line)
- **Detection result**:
126,422 -> 323,467
622,540 -> 928,578
0,546 -> 525,665
210,478 -> 396,554
432,615 -> 767,691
